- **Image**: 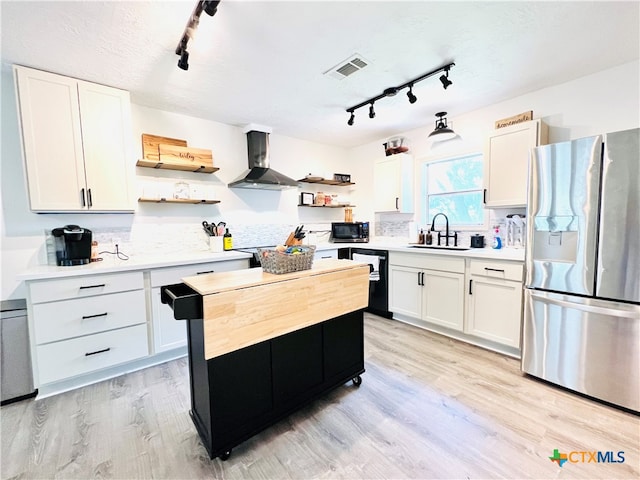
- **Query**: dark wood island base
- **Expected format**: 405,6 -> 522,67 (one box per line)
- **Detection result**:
161,259 -> 370,460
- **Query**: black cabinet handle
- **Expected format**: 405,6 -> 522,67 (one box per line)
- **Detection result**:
85,347 -> 110,357
417,271 -> 422,286
87,188 -> 93,207
395,197 -> 399,210
81,188 -> 86,207
320,256 -> 333,259
469,279 -> 473,295
196,270 -> 215,275
484,268 -> 505,273
79,284 -> 106,290
483,189 -> 487,204
81,312 -> 108,320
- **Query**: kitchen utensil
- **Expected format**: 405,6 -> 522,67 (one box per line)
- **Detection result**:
216,222 -> 226,236
202,221 -> 215,236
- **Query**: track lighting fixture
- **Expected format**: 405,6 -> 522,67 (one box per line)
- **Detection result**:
439,66 -> 453,89
345,62 -> 454,125
407,85 -> 417,104
175,1 -> 221,70
428,112 -> 458,142
177,49 -> 190,71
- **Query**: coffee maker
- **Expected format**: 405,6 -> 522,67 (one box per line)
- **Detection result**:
51,225 -> 92,266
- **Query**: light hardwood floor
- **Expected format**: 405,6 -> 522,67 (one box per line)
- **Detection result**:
2,314 -> 638,479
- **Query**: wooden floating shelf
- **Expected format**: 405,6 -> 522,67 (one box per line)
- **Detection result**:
138,198 -> 221,205
298,178 -> 355,186
136,159 -> 219,174
298,204 -> 355,208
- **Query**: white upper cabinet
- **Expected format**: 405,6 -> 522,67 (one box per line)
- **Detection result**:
483,119 -> 548,208
14,65 -> 134,212
374,153 -> 414,213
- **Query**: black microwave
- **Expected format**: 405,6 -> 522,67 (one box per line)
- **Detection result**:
331,222 -> 369,243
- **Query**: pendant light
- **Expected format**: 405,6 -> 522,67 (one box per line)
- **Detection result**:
428,112 -> 458,141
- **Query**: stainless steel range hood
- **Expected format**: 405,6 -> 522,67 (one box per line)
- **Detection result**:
228,129 -> 298,190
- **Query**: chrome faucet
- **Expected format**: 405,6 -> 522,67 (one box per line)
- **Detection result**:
430,213 -> 458,247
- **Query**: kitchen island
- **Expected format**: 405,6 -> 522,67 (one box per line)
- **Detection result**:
161,259 -> 370,460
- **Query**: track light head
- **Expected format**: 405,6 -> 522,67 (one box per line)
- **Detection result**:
439,69 -> 453,89
347,111 -> 355,126
369,104 -> 376,119
178,49 -> 190,70
202,0 -> 220,16
407,86 -> 417,104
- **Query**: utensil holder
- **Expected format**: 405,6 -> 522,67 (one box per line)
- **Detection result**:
285,232 -> 303,247
209,236 -> 223,252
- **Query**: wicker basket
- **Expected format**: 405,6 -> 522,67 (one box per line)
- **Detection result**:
257,246 -> 316,274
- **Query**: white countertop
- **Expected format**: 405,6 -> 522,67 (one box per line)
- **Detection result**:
18,241 -> 523,282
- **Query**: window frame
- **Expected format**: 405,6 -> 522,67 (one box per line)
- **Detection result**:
417,151 -> 489,231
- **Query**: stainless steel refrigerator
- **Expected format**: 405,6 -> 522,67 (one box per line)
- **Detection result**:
522,127 -> 639,412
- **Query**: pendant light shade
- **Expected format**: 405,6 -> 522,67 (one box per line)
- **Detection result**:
428,112 -> 458,141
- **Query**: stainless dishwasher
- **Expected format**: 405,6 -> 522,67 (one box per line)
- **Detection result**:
1,299 -> 36,404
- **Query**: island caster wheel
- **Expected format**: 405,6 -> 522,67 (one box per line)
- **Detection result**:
352,375 -> 362,387
219,450 -> 232,461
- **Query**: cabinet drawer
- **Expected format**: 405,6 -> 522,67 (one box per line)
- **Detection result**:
469,260 -> 523,282
390,251 -> 465,273
314,249 -> 338,260
29,271 -> 143,304
36,323 -> 149,385
33,289 -> 146,344
150,259 -> 248,287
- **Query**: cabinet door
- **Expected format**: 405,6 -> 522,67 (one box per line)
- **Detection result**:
422,270 -> 465,331
78,81 -> 134,211
151,287 -> 187,353
272,324 -> 323,406
467,276 -> 523,347
374,154 -> 413,213
389,265 -> 422,318
14,66 -> 87,211
484,120 -> 541,208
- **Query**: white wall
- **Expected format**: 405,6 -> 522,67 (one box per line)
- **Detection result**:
0,66 -> 363,299
2,60 -> 638,299
349,59 -> 640,225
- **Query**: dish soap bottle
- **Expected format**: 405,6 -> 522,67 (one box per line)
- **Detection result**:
425,229 -> 433,245
492,226 -> 502,249
223,228 -> 233,251
418,229 -> 424,245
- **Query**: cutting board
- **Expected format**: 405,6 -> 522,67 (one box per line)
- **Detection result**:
141,134 -> 187,161
158,144 -> 215,172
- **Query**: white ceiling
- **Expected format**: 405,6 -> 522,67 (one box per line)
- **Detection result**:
1,1 -> 639,148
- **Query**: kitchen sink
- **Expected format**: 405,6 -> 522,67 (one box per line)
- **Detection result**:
408,245 -> 470,251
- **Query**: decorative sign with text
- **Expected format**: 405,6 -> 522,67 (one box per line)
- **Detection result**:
495,111 -> 533,129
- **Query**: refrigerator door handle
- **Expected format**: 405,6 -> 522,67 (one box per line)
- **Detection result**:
528,290 -> 639,318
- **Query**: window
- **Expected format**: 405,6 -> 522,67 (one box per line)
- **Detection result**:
419,153 -> 486,229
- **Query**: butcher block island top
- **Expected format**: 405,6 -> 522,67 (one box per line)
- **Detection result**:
182,258 -> 370,360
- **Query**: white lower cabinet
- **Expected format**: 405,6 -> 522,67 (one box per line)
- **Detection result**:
28,271 -> 148,387
389,252 -> 465,331
389,251 -> 524,356
466,260 -> 524,348
26,257 -> 250,393
149,259 -> 249,353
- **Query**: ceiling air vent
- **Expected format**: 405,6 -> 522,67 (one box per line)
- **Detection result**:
324,54 -> 369,80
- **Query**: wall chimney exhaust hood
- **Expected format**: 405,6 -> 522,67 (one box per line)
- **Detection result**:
228,126 -> 298,190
